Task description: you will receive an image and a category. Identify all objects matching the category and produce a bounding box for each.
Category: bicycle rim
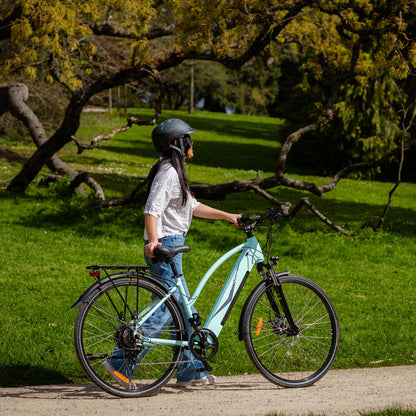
[243,275,340,387]
[74,277,186,397]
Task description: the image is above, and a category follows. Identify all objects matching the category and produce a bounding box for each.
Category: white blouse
[144,160,200,240]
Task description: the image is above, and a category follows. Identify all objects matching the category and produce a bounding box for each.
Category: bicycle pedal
[202,361,212,373]
[189,313,202,327]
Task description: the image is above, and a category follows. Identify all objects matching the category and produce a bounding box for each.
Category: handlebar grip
[237,213,252,225]
[237,206,290,228]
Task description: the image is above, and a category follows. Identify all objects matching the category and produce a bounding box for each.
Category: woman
[144,118,240,386]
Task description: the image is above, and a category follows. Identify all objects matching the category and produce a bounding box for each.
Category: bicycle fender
[238,271,290,341]
[71,273,169,308]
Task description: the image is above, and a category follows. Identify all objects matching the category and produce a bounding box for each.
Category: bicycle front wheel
[242,275,339,387]
[74,277,186,397]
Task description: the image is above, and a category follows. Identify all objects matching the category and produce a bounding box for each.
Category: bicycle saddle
[153,245,190,263]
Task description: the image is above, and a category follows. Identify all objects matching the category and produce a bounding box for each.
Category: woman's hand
[226,213,242,226]
[144,241,162,258]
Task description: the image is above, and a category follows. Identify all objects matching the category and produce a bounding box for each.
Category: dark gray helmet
[152,118,196,155]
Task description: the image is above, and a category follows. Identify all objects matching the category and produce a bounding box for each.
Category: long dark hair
[147,135,193,206]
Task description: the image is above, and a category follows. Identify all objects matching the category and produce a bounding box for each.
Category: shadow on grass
[102,139,282,173]
[154,112,285,142]
[74,111,287,173]
[0,365,73,387]
[1,177,415,241]
[188,187,416,253]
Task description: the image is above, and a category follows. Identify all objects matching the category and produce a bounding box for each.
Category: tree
[135,60,233,112]
[271,1,416,179]
[1,0,415,233]
[1,0,318,193]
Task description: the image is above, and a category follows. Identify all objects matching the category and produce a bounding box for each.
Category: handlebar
[238,205,290,234]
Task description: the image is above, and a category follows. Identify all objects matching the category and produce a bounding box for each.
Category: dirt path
[1,366,416,416]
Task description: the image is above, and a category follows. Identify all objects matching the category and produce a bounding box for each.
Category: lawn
[0,109,415,387]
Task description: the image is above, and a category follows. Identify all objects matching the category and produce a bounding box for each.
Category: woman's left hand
[144,241,162,258]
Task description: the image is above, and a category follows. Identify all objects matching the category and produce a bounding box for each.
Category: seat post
[169,261,181,278]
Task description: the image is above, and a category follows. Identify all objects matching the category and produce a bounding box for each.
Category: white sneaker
[199,374,216,385]
[176,374,216,387]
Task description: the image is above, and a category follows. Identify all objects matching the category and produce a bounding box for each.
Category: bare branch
[72,69,164,153]
[362,141,405,232]
[71,116,156,154]
[71,172,105,200]
[246,184,290,208]
[290,197,350,236]
[318,140,416,195]
[362,97,416,232]
[276,108,334,179]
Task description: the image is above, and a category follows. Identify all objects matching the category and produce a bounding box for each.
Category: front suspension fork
[257,260,299,336]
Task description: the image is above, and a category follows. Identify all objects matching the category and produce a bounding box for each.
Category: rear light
[89,270,100,277]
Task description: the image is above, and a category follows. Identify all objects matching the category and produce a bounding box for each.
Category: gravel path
[1,366,416,416]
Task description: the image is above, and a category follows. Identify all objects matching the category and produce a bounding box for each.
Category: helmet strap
[170,138,185,156]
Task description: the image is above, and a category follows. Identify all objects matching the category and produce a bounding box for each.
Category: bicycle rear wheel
[242,274,339,387]
[74,277,186,397]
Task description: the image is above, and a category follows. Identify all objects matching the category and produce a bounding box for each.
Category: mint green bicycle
[73,207,340,397]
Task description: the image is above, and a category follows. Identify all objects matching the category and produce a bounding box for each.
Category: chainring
[189,328,219,361]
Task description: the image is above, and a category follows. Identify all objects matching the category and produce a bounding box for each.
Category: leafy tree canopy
[0,0,415,200]
[266,0,416,173]
[1,0,155,89]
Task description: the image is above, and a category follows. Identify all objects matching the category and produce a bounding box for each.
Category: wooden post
[124,84,128,113]
[189,60,194,114]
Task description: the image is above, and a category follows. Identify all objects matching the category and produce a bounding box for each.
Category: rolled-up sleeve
[144,161,199,239]
[190,194,200,212]
[144,174,172,218]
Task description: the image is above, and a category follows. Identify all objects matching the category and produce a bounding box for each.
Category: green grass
[266,409,416,416]
[0,109,415,387]
[362,409,416,416]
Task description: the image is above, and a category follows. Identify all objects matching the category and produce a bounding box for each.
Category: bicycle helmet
[151,118,196,155]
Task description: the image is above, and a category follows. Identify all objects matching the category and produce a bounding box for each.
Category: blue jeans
[108,234,206,383]
[144,234,207,383]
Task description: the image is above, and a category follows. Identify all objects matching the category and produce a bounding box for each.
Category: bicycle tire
[242,274,340,387]
[74,277,186,397]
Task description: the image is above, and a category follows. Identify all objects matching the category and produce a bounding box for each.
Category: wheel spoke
[243,275,339,387]
[74,278,185,397]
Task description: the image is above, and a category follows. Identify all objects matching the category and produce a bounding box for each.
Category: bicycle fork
[257,259,300,336]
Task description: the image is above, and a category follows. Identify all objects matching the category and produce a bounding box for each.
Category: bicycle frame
[136,235,264,348]
[74,206,340,397]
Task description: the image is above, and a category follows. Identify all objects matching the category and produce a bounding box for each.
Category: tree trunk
[189,60,194,114]
[5,89,80,190]
[2,84,104,198]
[5,64,161,192]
